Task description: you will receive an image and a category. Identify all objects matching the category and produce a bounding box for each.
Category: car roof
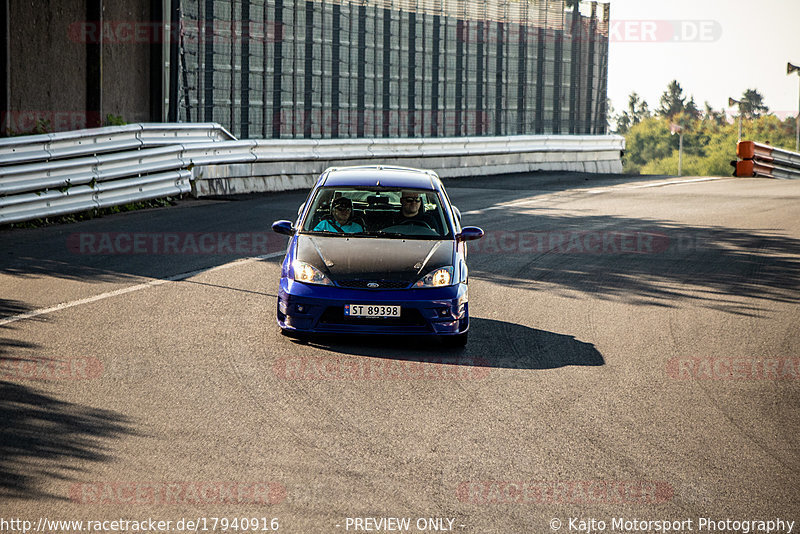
[320,166,439,190]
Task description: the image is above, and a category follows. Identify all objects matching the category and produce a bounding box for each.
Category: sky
[606,0,800,120]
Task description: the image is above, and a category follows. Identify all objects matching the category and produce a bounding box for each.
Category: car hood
[296,235,454,283]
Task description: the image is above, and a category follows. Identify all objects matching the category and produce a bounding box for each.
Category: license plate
[345,304,401,317]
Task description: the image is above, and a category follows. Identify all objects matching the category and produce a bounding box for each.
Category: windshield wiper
[301,230,381,237]
[356,230,389,237]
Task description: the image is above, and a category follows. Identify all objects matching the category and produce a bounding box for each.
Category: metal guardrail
[1,123,624,225]
[0,123,235,165]
[0,145,187,196]
[0,171,191,224]
[182,135,625,164]
[0,123,233,225]
[733,141,800,179]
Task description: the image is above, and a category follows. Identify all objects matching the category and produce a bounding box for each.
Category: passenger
[313,197,364,233]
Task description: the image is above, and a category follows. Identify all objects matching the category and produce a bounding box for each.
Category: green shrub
[104,114,126,126]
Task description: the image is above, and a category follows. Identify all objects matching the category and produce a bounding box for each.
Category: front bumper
[277,278,469,336]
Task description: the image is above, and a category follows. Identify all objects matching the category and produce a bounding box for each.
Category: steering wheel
[397,219,433,230]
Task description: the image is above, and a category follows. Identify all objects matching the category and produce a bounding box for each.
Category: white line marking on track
[624,177,722,189]
[0,251,285,327]
[586,177,724,194]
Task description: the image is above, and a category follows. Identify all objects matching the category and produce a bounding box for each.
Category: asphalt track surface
[1,172,798,533]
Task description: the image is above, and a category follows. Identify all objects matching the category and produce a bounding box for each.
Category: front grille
[336,279,411,289]
[319,307,427,327]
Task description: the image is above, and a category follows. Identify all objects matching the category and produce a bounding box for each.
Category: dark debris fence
[174,0,609,139]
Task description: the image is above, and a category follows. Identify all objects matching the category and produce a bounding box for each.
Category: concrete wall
[190,135,626,197]
[7,0,87,133]
[4,0,157,135]
[102,0,156,124]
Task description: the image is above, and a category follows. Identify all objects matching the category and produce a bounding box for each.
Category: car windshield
[300,186,452,239]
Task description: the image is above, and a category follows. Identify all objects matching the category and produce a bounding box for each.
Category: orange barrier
[734,160,753,177]
[733,141,800,179]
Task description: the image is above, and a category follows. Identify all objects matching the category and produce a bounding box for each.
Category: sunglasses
[401,197,422,203]
[333,205,351,211]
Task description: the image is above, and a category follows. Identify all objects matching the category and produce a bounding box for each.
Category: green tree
[685,97,701,121]
[703,102,727,126]
[739,89,769,119]
[622,117,672,173]
[657,80,688,119]
[615,92,651,134]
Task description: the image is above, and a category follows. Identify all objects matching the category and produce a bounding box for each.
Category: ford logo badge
[367,282,380,288]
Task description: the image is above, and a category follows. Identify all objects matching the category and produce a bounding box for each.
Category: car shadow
[294,317,604,370]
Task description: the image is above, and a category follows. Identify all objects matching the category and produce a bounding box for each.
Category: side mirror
[458,226,484,242]
[272,220,295,236]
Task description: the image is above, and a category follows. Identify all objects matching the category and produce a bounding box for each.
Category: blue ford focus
[271,165,484,346]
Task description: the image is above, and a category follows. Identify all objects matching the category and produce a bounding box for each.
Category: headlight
[291,260,333,286]
[414,266,454,288]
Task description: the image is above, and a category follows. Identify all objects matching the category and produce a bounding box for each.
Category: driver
[313,197,364,233]
[391,190,437,228]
